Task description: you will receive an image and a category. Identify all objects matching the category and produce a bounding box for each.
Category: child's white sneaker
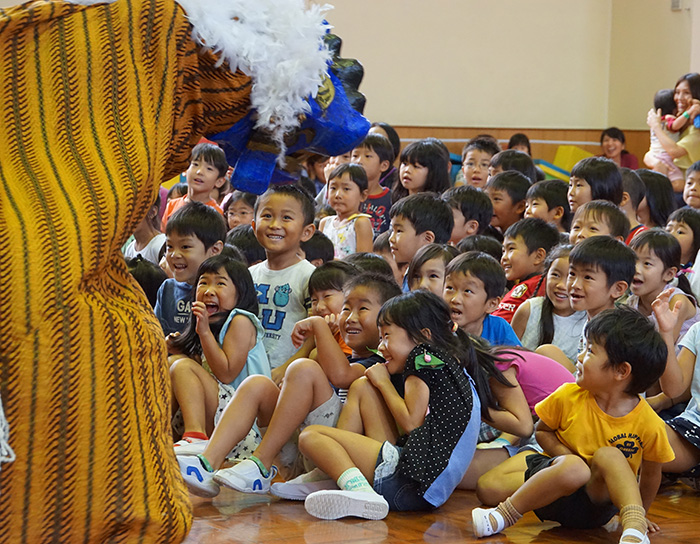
[214,459,278,494]
[177,456,220,498]
[270,472,338,500]
[304,489,389,520]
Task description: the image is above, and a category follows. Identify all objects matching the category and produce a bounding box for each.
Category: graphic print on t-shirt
[256,282,291,336]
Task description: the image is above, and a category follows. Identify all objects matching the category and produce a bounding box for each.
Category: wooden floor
[184,482,700,543]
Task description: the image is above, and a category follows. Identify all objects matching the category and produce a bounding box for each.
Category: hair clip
[452,321,459,333]
[677,268,694,277]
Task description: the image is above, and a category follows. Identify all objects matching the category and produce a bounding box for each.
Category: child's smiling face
[338,285,383,357]
[165,232,219,285]
[196,267,238,317]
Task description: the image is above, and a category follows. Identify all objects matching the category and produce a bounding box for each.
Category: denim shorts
[372,442,434,512]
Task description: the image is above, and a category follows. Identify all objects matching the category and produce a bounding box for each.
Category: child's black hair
[570,157,623,205]
[372,231,391,253]
[220,243,246,263]
[377,290,518,419]
[569,236,636,288]
[442,185,493,235]
[343,272,401,306]
[572,200,631,241]
[504,217,561,255]
[461,136,502,164]
[301,230,334,265]
[343,252,395,278]
[406,243,460,288]
[490,150,538,184]
[486,170,530,205]
[619,168,645,210]
[668,207,700,264]
[308,261,358,295]
[526,179,571,231]
[255,183,315,226]
[191,142,229,178]
[224,190,257,214]
[445,251,506,299]
[537,244,573,346]
[389,193,455,244]
[456,235,503,262]
[167,182,188,201]
[636,169,677,228]
[629,229,694,300]
[328,162,368,192]
[393,139,451,202]
[170,255,258,358]
[356,133,395,167]
[126,255,167,307]
[165,201,227,250]
[688,160,700,177]
[507,133,531,155]
[654,89,676,117]
[585,305,667,395]
[370,122,401,162]
[225,224,266,266]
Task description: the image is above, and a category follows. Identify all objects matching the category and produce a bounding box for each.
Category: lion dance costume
[0,0,368,541]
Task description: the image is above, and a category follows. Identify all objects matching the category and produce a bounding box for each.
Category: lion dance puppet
[0,0,369,541]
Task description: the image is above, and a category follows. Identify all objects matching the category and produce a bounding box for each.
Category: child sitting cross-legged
[493,218,561,323]
[472,306,675,544]
[176,273,402,498]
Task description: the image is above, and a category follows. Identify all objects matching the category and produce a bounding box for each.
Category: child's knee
[237,374,277,397]
[552,455,591,490]
[591,446,628,468]
[169,357,197,378]
[285,358,322,381]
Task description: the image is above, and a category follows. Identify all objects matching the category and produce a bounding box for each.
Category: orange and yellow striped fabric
[0,0,251,541]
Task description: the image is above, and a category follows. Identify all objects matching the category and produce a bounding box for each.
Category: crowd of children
[122,109,700,543]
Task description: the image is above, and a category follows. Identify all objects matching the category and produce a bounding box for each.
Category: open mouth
[204,302,220,315]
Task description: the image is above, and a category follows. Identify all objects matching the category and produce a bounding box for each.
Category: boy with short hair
[372,231,403,285]
[473,306,674,544]
[486,171,530,233]
[524,179,571,233]
[176,273,402,498]
[161,142,228,228]
[249,185,316,371]
[683,160,700,210]
[569,200,631,246]
[444,251,521,346]
[155,201,226,336]
[301,230,335,267]
[442,185,494,245]
[459,136,502,189]
[619,168,649,244]
[488,149,538,184]
[568,156,623,213]
[352,134,394,237]
[493,218,561,323]
[389,193,454,290]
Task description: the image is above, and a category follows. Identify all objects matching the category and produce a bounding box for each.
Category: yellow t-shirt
[535,383,675,475]
[675,125,700,170]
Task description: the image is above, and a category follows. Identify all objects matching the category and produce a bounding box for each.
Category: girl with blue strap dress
[169,255,270,457]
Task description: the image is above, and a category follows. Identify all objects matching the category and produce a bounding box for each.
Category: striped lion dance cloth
[0,0,340,541]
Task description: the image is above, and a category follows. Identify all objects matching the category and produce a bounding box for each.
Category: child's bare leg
[475,450,532,505]
[459,448,510,491]
[336,376,399,443]
[253,358,335,468]
[508,455,590,514]
[201,375,279,469]
[298,425,383,482]
[170,358,220,435]
[663,425,700,473]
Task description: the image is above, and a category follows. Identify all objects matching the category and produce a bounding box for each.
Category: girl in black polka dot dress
[297,290,514,520]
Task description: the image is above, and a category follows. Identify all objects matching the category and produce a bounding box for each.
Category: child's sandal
[619,527,649,544]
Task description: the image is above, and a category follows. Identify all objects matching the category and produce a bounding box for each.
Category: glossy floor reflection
[183,482,700,543]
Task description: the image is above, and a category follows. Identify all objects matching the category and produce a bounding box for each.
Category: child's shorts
[524,453,618,529]
[372,442,434,512]
[666,415,700,477]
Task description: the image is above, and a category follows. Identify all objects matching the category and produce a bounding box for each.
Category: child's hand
[291,316,322,348]
[647,108,663,129]
[365,362,390,386]
[646,517,660,533]
[191,301,210,336]
[651,288,681,335]
[324,313,339,335]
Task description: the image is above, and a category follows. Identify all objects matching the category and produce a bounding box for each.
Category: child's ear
[533,247,547,266]
[552,206,564,222]
[465,220,479,237]
[301,223,316,242]
[485,296,501,314]
[421,327,432,340]
[251,219,256,230]
[614,235,625,243]
[215,176,227,189]
[515,200,527,215]
[620,191,631,209]
[421,230,436,244]
[614,361,633,382]
[380,159,391,174]
[663,266,677,283]
[360,189,369,202]
[208,240,224,256]
[610,280,628,300]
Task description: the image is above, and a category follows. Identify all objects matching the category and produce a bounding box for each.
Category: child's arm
[669,114,689,133]
[535,418,574,457]
[510,299,531,339]
[651,289,697,398]
[318,216,329,233]
[354,216,374,254]
[365,363,429,432]
[291,316,364,387]
[195,303,256,384]
[483,367,534,438]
